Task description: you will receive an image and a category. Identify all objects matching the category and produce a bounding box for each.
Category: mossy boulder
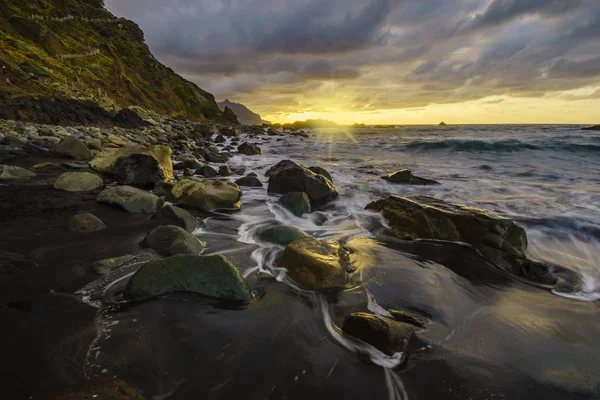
[90,145,174,181]
[90,254,138,274]
[141,225,205,256]
[68,213,106,233]
[381,169,439,185]
[267,160,338,207]
[153,204,196,232]
[54,172,104,192]
[0,165,36,180]
[279,236,349,289]
[124,254,253,301]
[52,137,93,160]
[97,186,163,213]
[279,192,311,216]
[258,226,308,246]
[168,178,242,211]
[342,312,417,356]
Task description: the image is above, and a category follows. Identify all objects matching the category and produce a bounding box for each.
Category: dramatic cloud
[104,0,600,122]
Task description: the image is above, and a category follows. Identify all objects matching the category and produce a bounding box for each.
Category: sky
[104,0,600,124]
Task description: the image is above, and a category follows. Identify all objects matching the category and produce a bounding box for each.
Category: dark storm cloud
[104,0,600,112]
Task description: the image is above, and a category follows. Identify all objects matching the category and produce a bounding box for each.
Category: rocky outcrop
[0,165,36,180]
[113,154,165,188]
[439,121,447,126]
[279,192,311,216]
[266,160,338,207]
[53,172,104,192]
[153,205,196,232]
[365,195,552,281]
[218,99,265,125]
[51,137,93,160]
[168,178,242,211]
[238,142,262,155]
[581,125,600,131]
[89,145,174,181]
[125,254,253,301]
[141,225,205,256]
[342,312,417,356]
[97,186,163,213]
[68,213,106,233]
[279,236,350,289]
[381,169,439,185]
[258,226,308,246]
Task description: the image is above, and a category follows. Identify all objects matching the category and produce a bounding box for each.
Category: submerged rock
[52,137,93,160]
[153,204,196,232]
[238,142,262,155]
[68,213,107,233]
[279,191,311,216]
[258,225,308,246]
[342,312,417,356]
[113,153,165,188]
[381,169,439,185]
[168,178,242,211]
[97,186,163,213]
[0,165,36,180]
[366,195,549,280]
[90,145,174,181]
[279,236,349,289]
[267,160,338,207]
[125,254,253,301]
[141,225,205,256]
[90,254,138,274]
[235,175,263,187]
[54,172,104,192]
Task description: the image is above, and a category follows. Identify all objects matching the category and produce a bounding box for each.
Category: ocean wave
[399,139,600,153]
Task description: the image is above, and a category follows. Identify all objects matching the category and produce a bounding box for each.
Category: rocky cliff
[218,99,265,125]
[0,0,224,122]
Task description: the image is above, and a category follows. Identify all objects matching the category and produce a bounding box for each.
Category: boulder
[214,134,227,143]
[309,166,333,182]
[168,178,242,211]
[54,172,104,192]
[197,165,218,178]
[97,186,163,213]
[238,142,262,155]
[279,192,311,216]
[141,225,205,256]
[203,150,229,163]
[52,137,93,160]
[218,165,232,176]
[90,254,138,274]
[89,145,174,181]
[113,154,165,188]
[342,312,416,356]
[258,226,308,246]
[235,175,263,187]
[389,310,428,329]
[153,204,196,232]
[180,156,204,170]
[279,236,350,289]
[153,181,174,197]
[0,165,36,180]
[365,195,544,279]
[381,169,439,185]
[266,160,338,207]
[68,213,107,233]
[125,254,253,301]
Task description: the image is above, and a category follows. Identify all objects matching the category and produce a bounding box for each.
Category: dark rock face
[113,154,165,189]
[218,99,264,125]
[279,192,311,217]
[238,142,262,155]
[581,125,600,131]
[222,106,241,125]
[309,166,334,182]
[365,195,552,282]
[381,169,439,185]
[114,108,148,129]
[266,160,338,207]
[235,175,264,187]
[342,312,416,356]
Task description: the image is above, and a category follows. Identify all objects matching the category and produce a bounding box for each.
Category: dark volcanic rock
[381,169,439,185]
[342,312,417,356]
[141,225,205,256]
[153,204,196,232]
[113,154,165,188]
[218,165,232,176]
[238,142,262,155]
[309,166,334,182]
[235,175,264,187]
[114,108,148,129]
[266,160,338,207]
[197,165,218,178]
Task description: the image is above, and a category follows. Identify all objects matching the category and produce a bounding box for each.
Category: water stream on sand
[79,125,600,399]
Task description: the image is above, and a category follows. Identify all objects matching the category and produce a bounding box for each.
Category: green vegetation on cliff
[0,0,223,121]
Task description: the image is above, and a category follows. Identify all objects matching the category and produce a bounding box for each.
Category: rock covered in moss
[0,165,36,180]
[90,254,138,274]
[168,178,242,211]
[124,254,253,301]
[279,191,311,216]
[153,204,196,232]
[258,225,308,246]
[97,185,163,213]
[54,172,104,192]
[141,225,205,256]
[68,213,106,233]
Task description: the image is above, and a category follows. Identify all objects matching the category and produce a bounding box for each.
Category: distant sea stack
[439,121,447,126]
[581,125,600,131]
[218,99,265,125]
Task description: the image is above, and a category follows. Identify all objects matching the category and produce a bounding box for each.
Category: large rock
[238,142,262,155]
[141,225,205,256]
[168,178,242,211]
[279,236,350,289]
[381,169,439,185]
[90,145,174,181]
[279,192,311,216]
[125,254,253,301]
[342,312,417,356]
[0,165,36,180]
[68,213,107,233]
[197,165,218,178]
[258,225,308,246]
[113,154,165,188]
[365,195,544,278]
[90,254,138,274]
[97,186,163,213]
[52,137,93,160]
[309,166,333,182]
[153,204,196,232]
[235,175,264,187]
[54,172,104,192]
[266,160,338,207]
